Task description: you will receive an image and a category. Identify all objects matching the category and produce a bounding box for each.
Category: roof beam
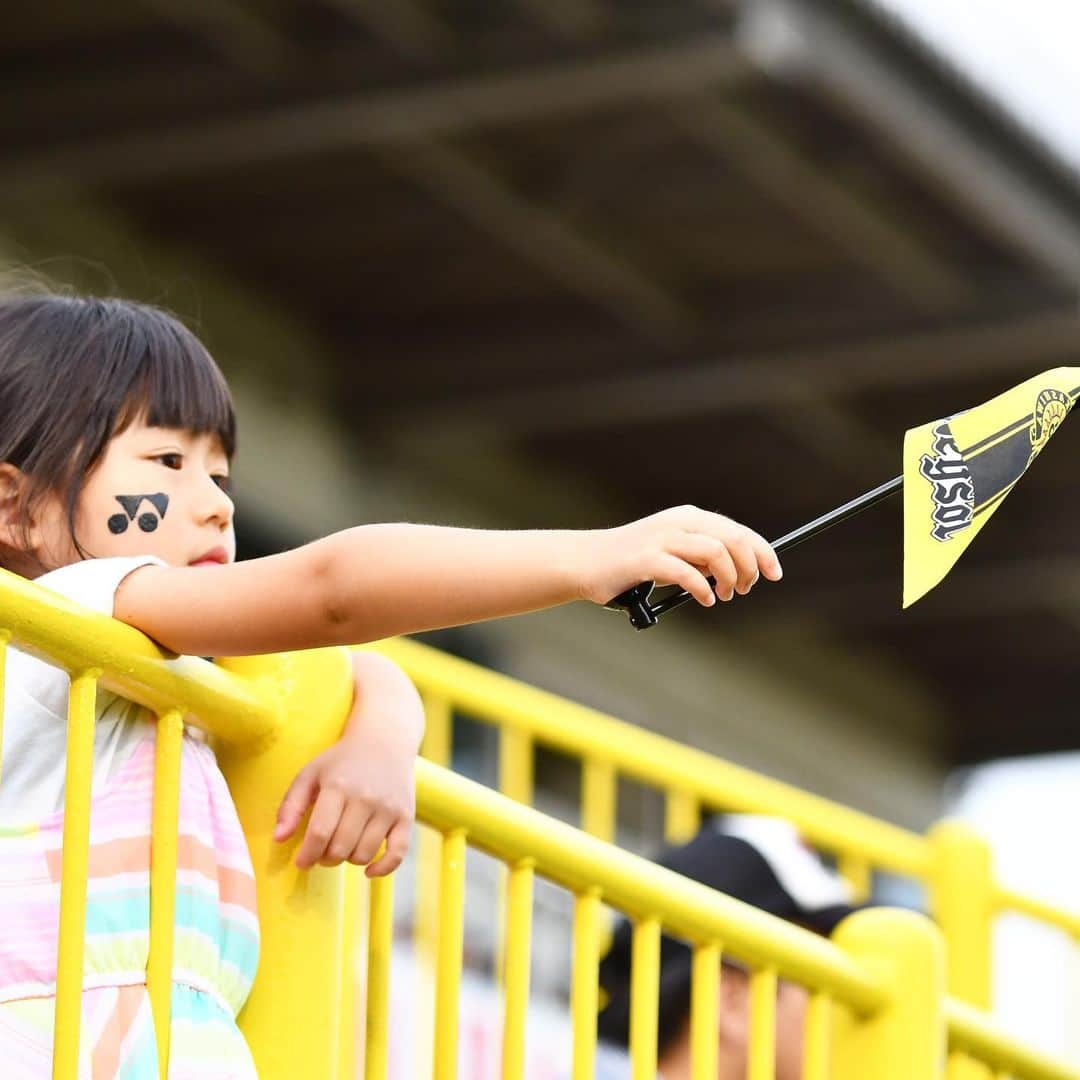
[671,96,972,311]
[770,0,1080,289]
[379,308,1080,443]
[0,36,751,193]
[377,139,694,344]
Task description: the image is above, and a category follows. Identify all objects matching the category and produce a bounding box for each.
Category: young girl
[0,292,781,1077]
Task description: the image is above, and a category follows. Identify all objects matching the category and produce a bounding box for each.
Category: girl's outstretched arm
[114,506,781,656]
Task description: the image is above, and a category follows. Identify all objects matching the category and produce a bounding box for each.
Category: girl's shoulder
[34,555,166,618]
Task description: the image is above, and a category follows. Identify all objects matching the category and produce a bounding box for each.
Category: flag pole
[607,475,903,629]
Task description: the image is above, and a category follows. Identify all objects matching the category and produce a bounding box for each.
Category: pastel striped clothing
[0,732,260,1077]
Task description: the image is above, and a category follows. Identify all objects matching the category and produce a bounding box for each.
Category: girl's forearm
[321,524,586,643]
[342,652,425,747]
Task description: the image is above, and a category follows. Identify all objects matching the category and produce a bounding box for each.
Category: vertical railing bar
[689,942,720,1080]
[571,888,602,1080]
[0,629,9,786]
[501,858,535,1080]
[802,991,831,1080]
[838,854,872,904]
[629,918,661,1080]
[664,789,701,845]
[581,758,616,842]
[365,873,395,1080]
[53,668,100,1080]
[748,966,777,1080]
[339,865,359,1080]
[497,730,534,985]
[147,706,184,1079]
[433,828,467,1080]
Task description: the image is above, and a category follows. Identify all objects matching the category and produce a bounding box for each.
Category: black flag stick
[606,475,903,630]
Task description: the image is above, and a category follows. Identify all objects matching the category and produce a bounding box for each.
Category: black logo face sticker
[1029,387,1072,460]
[107,493,169,535]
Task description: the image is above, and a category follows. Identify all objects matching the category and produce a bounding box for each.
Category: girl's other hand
[273,652,423,875]
[577,505,782,608]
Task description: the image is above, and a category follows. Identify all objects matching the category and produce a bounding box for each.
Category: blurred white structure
[949,754,1080,1063]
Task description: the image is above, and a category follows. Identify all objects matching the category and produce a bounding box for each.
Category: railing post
[831,908,945,1080]
[214,648,356,1080]
[928,820,994,1008]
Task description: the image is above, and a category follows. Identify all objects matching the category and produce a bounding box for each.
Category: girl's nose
[198,475,235,530]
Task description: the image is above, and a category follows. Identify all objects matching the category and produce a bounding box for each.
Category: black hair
[0,291,236,562]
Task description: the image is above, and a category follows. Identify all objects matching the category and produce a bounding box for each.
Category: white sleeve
[33,555,167,618]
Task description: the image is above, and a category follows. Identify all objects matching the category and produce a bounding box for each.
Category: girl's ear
[0,463,40,568]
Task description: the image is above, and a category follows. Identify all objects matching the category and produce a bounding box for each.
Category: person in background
[595,817,859,1080]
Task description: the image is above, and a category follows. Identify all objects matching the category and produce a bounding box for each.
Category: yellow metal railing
[371,758,1080,1080]
[0,567,356,1079]
[370,636,1080,1015]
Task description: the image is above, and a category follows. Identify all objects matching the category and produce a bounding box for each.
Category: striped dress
[0,731,260,1078]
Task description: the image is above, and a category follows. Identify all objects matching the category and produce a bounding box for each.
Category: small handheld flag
[607,366,1080,630]
[903,366,1079,607]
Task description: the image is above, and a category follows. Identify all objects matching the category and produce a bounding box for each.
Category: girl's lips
[190,547,228,566]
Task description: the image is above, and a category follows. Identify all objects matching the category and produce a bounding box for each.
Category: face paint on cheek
[107,493,169,536]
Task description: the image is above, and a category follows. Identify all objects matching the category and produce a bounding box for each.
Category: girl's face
[32,419,235,573]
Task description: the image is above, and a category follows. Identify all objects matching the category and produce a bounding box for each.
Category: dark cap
[597,816,858,1054]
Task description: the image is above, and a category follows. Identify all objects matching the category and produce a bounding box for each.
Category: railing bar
[748,967,777,1080]
[0,629,9,785]
[802,992,831,1080]
[365,873,395,1080]
[629,918,661,1080]
[422,693,453,767]
[571,889,602,1080]
[664,789,700,845]
[147,707,184,1079]
[690,942,720,1080]
[581,759,616,843]
[501,859,535,1080]
[496,731,534,984]
[416,695,452,978]
[838,854,872,904]
[433,828,467,1080]
[339,865,359,1080]
[53,669,100,1080]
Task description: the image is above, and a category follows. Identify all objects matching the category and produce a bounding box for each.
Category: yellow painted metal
[501,858,535,1080]
[629,918,661,1080]
[499,727,534,805]
[995,886,1080,939]
[339,866,360,1080]
[365,873,395,1080]
[838,854,873,904]
[749,967,777,1080]
[571,889,602,1080]
[831,908,946,1080]
[581,758,617,842]
[53,669,100,1080]
[802,992,831,1080]
[0,628,9,784]
[214,649,355,1080]
[689,943,719,1080]
[0,567,280,745]
[416,694,452,970]
[148,707,184,1078]
[434,828,467,1080]
[368,637,931,877]
[416,760,887,1012]
[929,821,994,1009]
[665,788,701,844]
[946,999,1080,1080]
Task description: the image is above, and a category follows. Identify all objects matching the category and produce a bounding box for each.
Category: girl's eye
[156,453,183,470]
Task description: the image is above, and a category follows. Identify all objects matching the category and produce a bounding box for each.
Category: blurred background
[5,0,1080,1063]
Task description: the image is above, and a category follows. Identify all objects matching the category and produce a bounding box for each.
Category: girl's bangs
[114,319,237,458]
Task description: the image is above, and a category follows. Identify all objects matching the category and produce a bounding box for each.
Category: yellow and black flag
[904,367,1080,607]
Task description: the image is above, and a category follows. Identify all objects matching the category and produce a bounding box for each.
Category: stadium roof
[4,0,1080,764]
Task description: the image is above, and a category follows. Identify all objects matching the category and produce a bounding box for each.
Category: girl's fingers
[274,764,318,842]
[724,533,758,595]
[345,810,396,869]
[365,818,413,878]
[318,800,376,867]
[707,543,738,600]
[295,788,346,869]
[649,553,715,607]
[746,526,783,581]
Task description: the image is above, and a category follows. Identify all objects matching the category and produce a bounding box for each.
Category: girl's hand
[577,505,782,608]
[273,653,423,875]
